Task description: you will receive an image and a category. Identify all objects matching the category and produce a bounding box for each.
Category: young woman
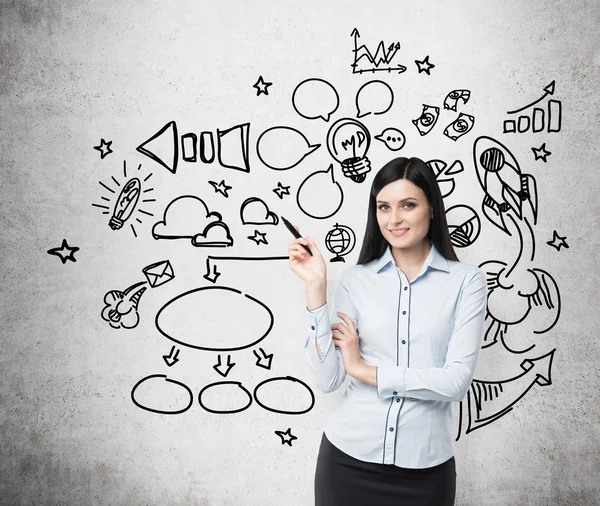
[288,157,488,506]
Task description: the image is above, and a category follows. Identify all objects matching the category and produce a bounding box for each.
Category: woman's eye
[377,205,389,211]
[404,203,415,208]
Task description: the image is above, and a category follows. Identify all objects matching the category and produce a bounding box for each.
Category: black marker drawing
[374,127,405,151]
[136,120,179,174]
[131,374,193,415]
[414,55,435,75]
[547,230,569,251]
[217,122,250,173]
[203,258,222,284]
[156,286,274,351]
[275,428,298,447]
[214,354,236,377]
[412,105,440,136]
[198,381,253,414]
[426,159,464,198]
[531,143,551,162]
[445,205,481,248]
[443,90,471,111]
[503,81,562,134]
[297,164,344,219]
[92,161,155,238]
[355,80,394,118]
[326,118,372,183]
[181,133,198,162]
[257,126,320,170]
[47,239,79,264]
[273,182,291,199]
[163,346,180,367]
[253,376,315,415]
[93,138,113,159]
[456,348,556,440]
[325,224,356,263]
[152,195,234,247]
[443,113,475,141]
[209,179,232,198]
[101,281,147,330]
[247,230,268,245]
[473,136,538,235]
[142,260,174,288]
[254,347,273,370]
[292,78,340,122]
[200,131,215,164]
[350,28,406,75]
[240,197,279,225]
[253,75,273,96]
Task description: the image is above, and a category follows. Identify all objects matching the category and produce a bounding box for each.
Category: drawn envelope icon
[142,260,175,288]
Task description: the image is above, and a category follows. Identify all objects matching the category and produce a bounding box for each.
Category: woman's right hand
[287,228,327,284]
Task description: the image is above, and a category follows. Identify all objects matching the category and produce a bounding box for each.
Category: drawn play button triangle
[136,120,179,174]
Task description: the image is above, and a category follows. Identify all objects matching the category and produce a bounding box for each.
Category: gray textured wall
[1,0,599,504]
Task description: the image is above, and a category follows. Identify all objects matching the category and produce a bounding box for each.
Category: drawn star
[248,230,268,245]
[547,230,569,251]
[272,182,291,199]
[47,239,80,264]
[209,179,232,198]
[414,55,435,75]
[532,143,551,162]
[253,75,273,96]
[275,428,298,447]
[93,138,113,159]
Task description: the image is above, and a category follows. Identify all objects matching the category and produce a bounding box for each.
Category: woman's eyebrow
[376,197,419,204]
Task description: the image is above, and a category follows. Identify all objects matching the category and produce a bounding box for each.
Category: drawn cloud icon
[240,197,279,225]
[153,195,234,247]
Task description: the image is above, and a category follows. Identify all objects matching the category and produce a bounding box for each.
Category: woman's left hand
[331,312,364,377]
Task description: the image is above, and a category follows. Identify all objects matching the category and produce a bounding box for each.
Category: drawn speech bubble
[257,126,320,170]
[375,127,406,151]
[155,287,273,351]
[355,80,394,118]
[296,164,344,220]
[292,78,340,122]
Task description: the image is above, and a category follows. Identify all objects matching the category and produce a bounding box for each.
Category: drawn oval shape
[198,382,253,414]
[155,286,274,351]
[253,376,315,415]
[131,374,193,415]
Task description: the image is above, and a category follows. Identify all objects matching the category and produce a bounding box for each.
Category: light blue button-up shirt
[303,240,487,468]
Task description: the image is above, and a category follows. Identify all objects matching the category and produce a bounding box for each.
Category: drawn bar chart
[503,81,562,134]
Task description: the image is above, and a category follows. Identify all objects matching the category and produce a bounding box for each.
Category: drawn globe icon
[325,223,356,263]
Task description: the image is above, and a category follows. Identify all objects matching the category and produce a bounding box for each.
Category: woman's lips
[389,228,409,236]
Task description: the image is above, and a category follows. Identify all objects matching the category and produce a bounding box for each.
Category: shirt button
[389,427,394,432]
[393,391,397,395]
[396,398,401,403]
[404,286,408,291]
[401,340,406,344]
[311,326,315,330]
[402,311,406,315]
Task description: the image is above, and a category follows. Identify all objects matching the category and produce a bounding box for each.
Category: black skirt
[314,432,456,506]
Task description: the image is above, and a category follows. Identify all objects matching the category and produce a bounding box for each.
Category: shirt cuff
[303,302,332,358]
[376,365,406,399]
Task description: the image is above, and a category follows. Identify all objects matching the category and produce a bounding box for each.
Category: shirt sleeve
[376,269,487,402]
[302,272,357,393]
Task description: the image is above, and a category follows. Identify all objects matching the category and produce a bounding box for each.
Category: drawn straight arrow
[163,345,180,367]
[253,347,274,370]
[213,354,236,377]
[203,258,221,284]
[506,80,556,115]
[456,348,556,440]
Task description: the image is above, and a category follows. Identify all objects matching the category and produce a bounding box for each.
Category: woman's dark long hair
[357,157,459,265]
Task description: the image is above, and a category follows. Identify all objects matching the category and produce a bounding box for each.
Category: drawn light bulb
[109,178,141,230]
[326,118,372,183]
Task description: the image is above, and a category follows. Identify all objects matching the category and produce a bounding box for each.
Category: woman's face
[375,179,432,250]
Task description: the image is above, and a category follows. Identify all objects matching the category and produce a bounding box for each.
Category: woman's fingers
[336,312,356,332]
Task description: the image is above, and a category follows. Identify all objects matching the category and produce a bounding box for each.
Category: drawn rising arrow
[163,345,180,367]
[253,347,274,370]
[203,258,221,284]
[456,348,556,440]
[507,80,556,115]
[213,354,236,377]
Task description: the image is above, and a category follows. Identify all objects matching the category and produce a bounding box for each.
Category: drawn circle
[446,205,481,248]
[454,119,469,132]
[253,376,315,414]
[198,382,253,414]
[131,374,194,415]
[479,147,505,172]
[421,113,435,126]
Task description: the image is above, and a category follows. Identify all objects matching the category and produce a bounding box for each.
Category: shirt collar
[369,241,449,275]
